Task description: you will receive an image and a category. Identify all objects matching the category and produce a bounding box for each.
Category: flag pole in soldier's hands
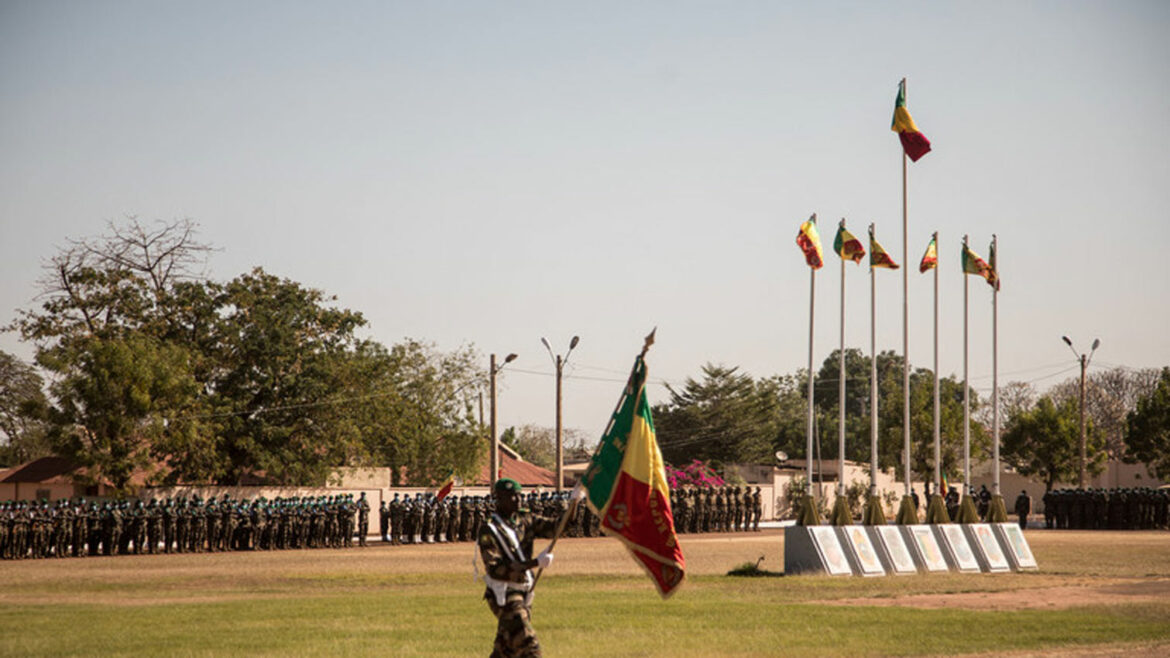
[533,328,655,592]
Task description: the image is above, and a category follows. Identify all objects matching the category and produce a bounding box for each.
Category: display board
[903,525,949,572]
[964,524,1011,573]
[870,525,918,575]
[935,524,981,573]
[837,526,886,576]
[784,525,854,576]
[809,526,854,575]
[993,522,1038,570]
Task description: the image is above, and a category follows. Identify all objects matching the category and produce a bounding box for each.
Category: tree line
[3,219,1167,494]
[1,219,485,490]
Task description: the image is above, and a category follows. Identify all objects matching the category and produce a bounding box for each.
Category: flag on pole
[941,471,950,493]
[834,223,866,264]
[919,234,938,273]
[796,214,824,269]
[581,348,685,598]
[869,227,899,269]
[962,242,996,287]
[987,238,1001,291]
[891,79,932,162]
[436,471,456,502]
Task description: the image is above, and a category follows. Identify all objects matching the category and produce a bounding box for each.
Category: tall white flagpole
[838,219,847,499]
[962,235,970,493]
[933,231,941,496]
[992,234,1000,497]
[869,224,878,496]
[807,240,817,502]
[902,119,911,499]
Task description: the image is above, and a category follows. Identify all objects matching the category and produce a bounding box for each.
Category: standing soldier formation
[670,485,764,535]
[1039,487,1169,531]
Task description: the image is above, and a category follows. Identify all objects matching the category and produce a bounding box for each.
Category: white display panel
[809,526,854,576]
[874,525,918,575]
[937,524,981,573]
[839,526,886,576]
[906,525,949,572]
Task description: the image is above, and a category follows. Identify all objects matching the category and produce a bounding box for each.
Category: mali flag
[796,214,824,269]
[834,223,866,264]
[987,239,1001,291]
[436,471,455,502]
[891,79,932,162]
[962,242,996,288]
[869,226,899,269]
[581,351,685,598]
[919,234,939,273]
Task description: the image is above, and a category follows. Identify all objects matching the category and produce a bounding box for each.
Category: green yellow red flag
[891,79,932,162]
[436,470,456,501]
[988,238,1001,291]
[919,234,938,273]
[962,240,996,288]
[869,226,899,269]
[796,214,824,269]
[834,222,866,264]
[581,345,685,598]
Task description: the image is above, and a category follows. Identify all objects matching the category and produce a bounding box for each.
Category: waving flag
[962,242,995,287]
[581,341,685,598]
[869,227,899,269]
[891,79,932,162]
[919,234,939,273]
[834,223,866,264]
[436,471,456,501]
[988,238,1001,291]
[796,214,824,269]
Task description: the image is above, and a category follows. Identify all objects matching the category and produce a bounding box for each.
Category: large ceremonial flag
[891,79,932,162]
[796,214,824,269]
[962,242,995,286]
[919,234,938,272]
[435,471,456,501]
[834,223,866,264]
[581,344,685,598]
[869,227,899,269]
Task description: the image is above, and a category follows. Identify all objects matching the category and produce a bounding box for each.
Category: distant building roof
[472,446,556,487]
[0,456,79,484]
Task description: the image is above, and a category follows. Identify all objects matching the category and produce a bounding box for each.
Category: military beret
[494,478,522,494]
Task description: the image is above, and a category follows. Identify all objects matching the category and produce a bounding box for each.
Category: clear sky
[2,1,1168,442]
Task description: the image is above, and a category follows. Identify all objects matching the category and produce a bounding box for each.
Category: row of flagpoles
[793,78,1008,525]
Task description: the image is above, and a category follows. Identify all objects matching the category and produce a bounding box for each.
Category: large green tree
[1002,396,1104,491]
[0,350,52,465]
[655,364,781,468]
[1124,367,1170,480]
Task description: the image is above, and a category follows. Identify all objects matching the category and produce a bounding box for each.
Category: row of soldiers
[378,491,603,544]
[1041,487,1170,530]
[1,493,373,560]
[671,485,764,534]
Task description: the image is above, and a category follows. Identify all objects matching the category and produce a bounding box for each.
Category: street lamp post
[1061,336,1099,488]
[541,336,579,492]
[489,352,518,484]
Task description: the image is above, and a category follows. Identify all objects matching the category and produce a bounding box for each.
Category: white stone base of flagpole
[867,525,918,575]
[784,526,853,576]
[835,526,886,577]
[932,524,982,573]
[962,523,1011,573]
[993,522,1039,571]
[899,525,950,573]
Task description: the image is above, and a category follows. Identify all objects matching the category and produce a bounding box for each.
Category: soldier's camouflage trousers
[486,589,541,658]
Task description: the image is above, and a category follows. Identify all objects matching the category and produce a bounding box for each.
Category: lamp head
[504,353,518,364]
[1062,336,1073,347]
[1091,339,1100,351]
[569,335,580,350]
[541,337,551,351]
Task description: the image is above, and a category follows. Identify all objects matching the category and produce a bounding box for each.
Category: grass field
[2,530,1169,657]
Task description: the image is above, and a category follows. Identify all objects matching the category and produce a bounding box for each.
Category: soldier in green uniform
[357,493,370,547]
[478,478,559,658]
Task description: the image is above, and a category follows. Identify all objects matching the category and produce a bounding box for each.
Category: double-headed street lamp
[1061,335,1099,488]
[541,336,580,492]
[489,352,518,483]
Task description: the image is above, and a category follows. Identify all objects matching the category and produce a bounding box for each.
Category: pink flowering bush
[665,459,726,489]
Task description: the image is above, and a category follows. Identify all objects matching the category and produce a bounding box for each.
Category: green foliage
[1002,396,1105,490]
[654,364,784,465]
[502,424,556,470]
[1124,367,1170,480]
[0,350,52,465]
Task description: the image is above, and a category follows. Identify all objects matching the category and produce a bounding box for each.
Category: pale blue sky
[2,1,1168,440]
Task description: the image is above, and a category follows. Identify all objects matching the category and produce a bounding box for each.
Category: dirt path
[822,577,1170,610]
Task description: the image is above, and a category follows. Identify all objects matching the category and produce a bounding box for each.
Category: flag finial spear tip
[642,328,656,357]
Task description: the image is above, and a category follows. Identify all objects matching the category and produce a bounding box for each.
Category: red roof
[0,456,79,484]
[473,449,556,487]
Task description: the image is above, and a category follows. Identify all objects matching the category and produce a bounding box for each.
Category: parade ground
[1,529,1168,657]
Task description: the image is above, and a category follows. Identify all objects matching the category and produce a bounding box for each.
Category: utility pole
[542,336,579,492]
[489,352,517,484]
[1062,336,1099,488]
